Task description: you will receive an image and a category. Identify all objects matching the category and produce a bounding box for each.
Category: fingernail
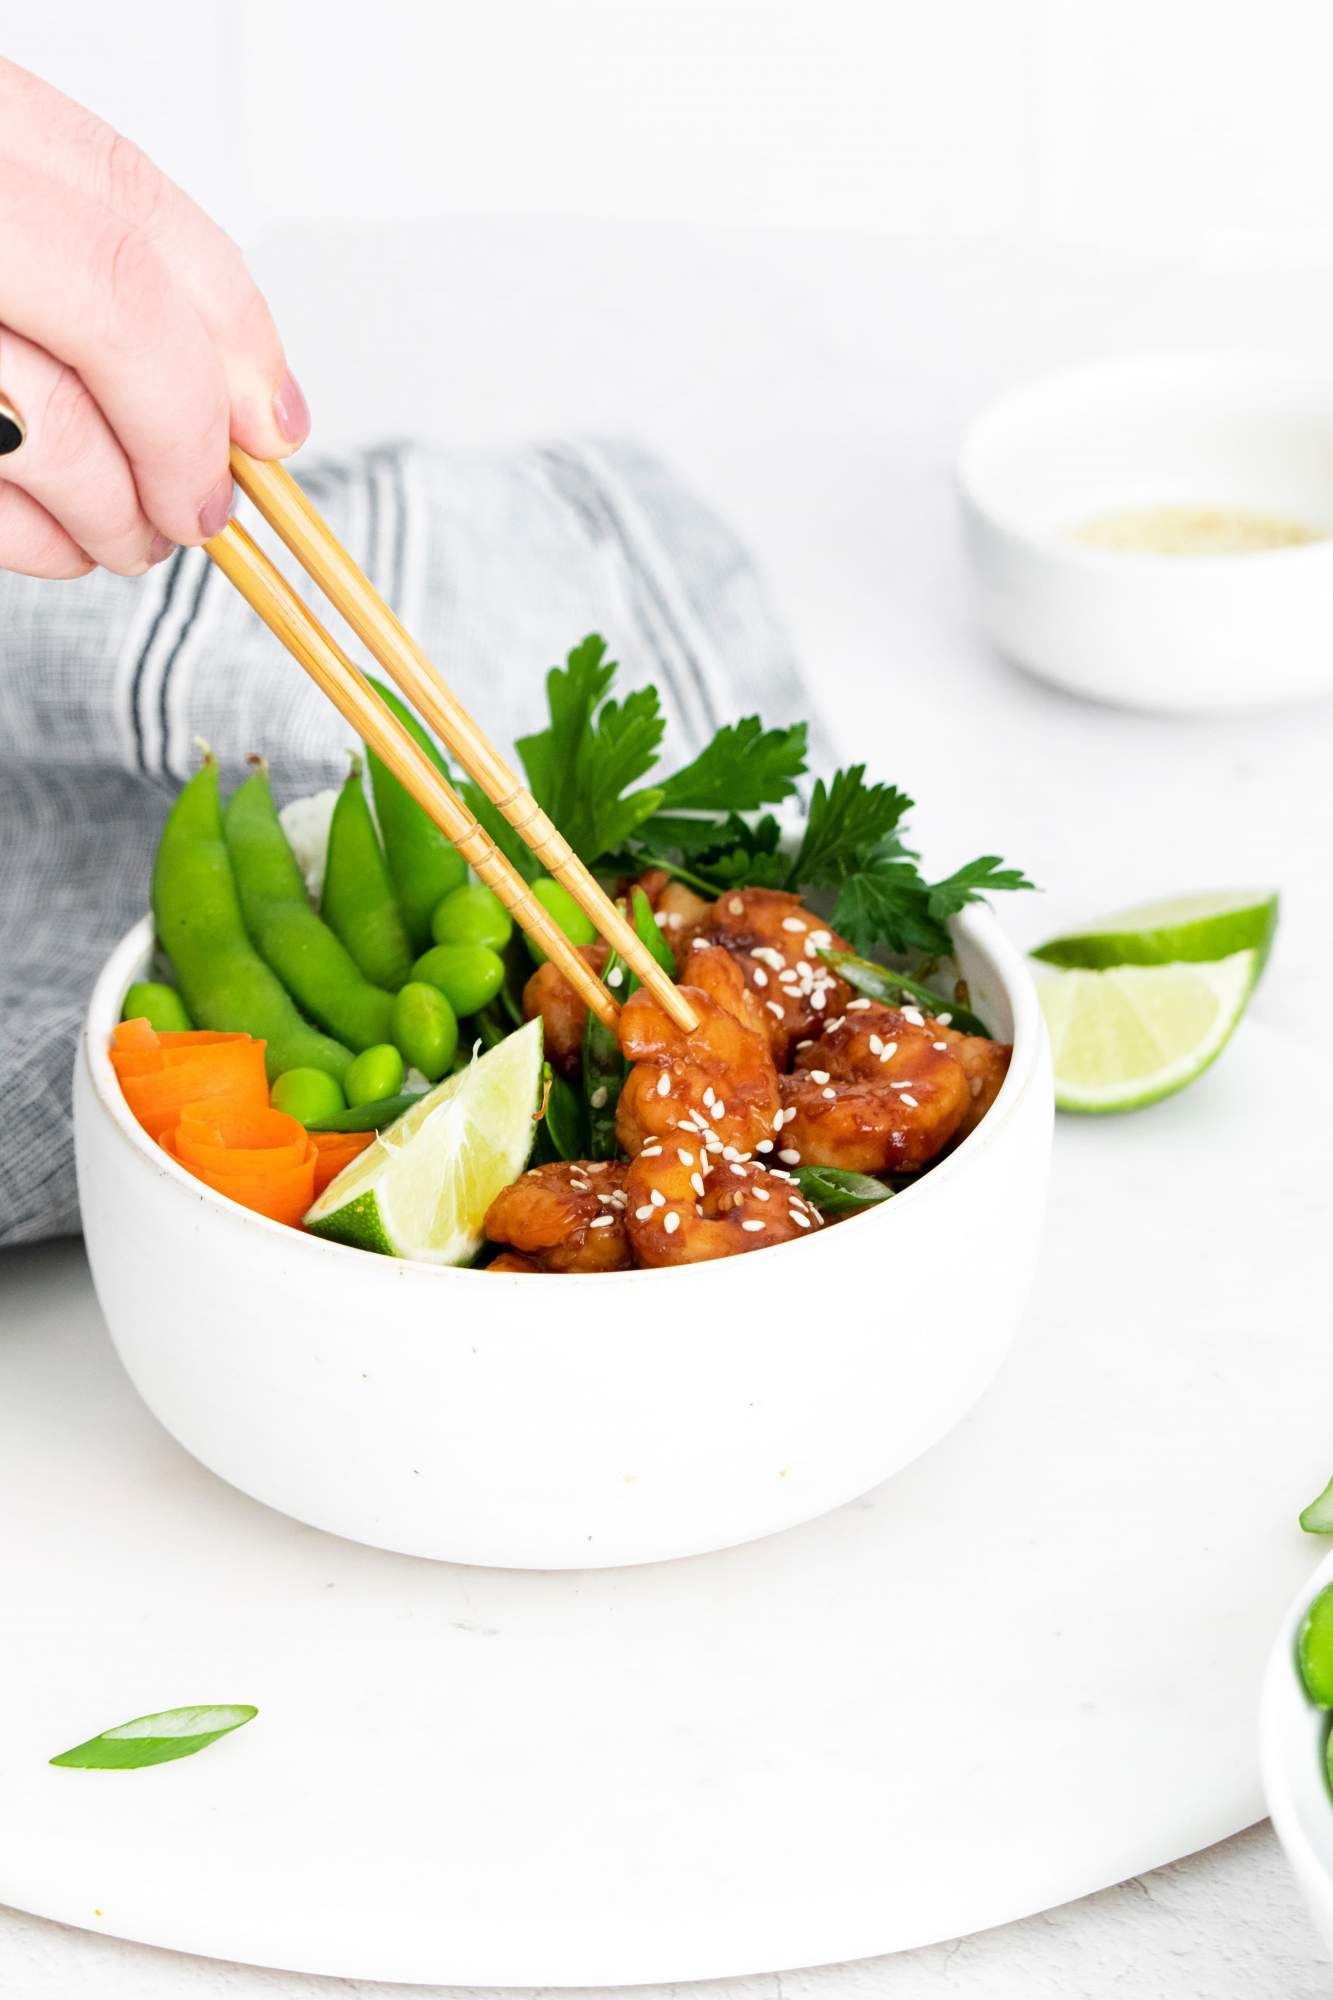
[198,476,234,541]
[148,532,174,565]
[272,370,310,446]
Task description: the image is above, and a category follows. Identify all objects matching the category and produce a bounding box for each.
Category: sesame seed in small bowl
[958,354,1333,714]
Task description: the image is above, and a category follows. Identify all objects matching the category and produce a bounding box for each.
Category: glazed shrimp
[522,943,609,1079]
[779,998,972,1174]
[615,948,818,1267]
[483,1160,632,1272]
[675,888,853,1062]
[932,1022,1012,1141]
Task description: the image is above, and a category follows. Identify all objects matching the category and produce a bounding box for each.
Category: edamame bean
[527,876,599,964]
[344,1042,405,1108]
[121,981,193,1033]
[391,981,458,1082]
[363,675,466,947]
[321,756,413,990]
[430,882,513,952]
[271,1067,346,1125]
[410,943,505,1017]
[225,765,395,1052]
[151,757,352,1082]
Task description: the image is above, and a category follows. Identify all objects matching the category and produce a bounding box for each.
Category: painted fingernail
[272,370,310,446]
[148,533,174,565]
[198,476,234,541]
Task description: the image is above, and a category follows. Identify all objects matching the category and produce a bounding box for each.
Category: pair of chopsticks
[204,447,698,1036]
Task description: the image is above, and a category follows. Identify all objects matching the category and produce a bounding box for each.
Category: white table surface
[5,216,1333,1993]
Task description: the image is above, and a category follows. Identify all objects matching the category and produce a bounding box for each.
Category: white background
[4,5,1333,1995]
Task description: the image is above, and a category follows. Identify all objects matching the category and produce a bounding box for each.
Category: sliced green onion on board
[50,1704,258,1770]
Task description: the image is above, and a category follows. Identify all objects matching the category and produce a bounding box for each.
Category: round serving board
[0,1014,1328,1987]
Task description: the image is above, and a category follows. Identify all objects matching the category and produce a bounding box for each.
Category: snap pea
[363,674,466,948]
[410,942,506,1018]
[535,1067,588,1163]
[152,758,352,1081]
[307,1091,423,1133]
[321,755,413,991]
[344,1042,406,1108]
[271,1067,346,1125]
[431,882,513,952]
[121,981,193,1033]
[817,948,992,1039]
[224,765,395,1052]
[391,980,458,1081]
[581,950,626,1158]
[629,885,676,986]
[793,1167,893,1216]
[526,876,599,964]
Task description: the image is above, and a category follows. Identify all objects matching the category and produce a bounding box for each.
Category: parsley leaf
[927,856,1036,922]
[657,717,808,812]
[786,767,914,892]
[832,863,947,958]
[515,635,665,863]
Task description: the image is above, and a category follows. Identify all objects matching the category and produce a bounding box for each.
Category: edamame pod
[121,981,193,1032]
[363,675,466,947]
[151,758,352,1082]
[321,756,413,990]
[410,942,506,1018]
[391,981,459,1081]
[225,765,395,1052]
[526,876,599,965]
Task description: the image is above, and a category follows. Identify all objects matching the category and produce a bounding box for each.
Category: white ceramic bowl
[1261,1546,1333,1950]
[74,908,1052,1569]
[958,354,1333,714]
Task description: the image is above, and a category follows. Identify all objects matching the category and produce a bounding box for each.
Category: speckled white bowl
[73,906,1052,1569]
[1261,1546,1333,1950]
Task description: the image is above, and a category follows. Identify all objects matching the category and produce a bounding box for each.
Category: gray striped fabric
[0,438,829,1247]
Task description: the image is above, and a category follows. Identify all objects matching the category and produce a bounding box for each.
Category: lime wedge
[1033,889,1278,973]
[1039,951,1256,1113]
[304,1018,543,1262]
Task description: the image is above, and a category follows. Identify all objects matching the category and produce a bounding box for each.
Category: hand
[0,59,308,579]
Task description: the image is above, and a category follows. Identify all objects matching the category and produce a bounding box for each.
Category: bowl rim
[957,349,1333,574]
[82,901,1047,1290]
[1260,1542,1333,1901]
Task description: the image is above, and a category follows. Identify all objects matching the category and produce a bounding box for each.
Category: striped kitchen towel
[0,436,832,1247]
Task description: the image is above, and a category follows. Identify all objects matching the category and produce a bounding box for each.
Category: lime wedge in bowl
[305,1018,543,1263]
[1039,951,1257,1113]
[1033,889,1278,973]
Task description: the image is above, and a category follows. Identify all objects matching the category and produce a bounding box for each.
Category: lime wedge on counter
[1033,889,1278,974]
[1039,952,1256,1113]
[304,1018,543,1262]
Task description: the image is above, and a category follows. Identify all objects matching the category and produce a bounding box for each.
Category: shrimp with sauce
[483,1159,632,1272]
[616,946,820,1267]
[780,997,973,1174]
[674,888,854,1062]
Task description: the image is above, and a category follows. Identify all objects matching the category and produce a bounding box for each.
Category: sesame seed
[900,1093,919,1108]
[597,1192,617,1204]
[782,917,807,933]
[728,896,745,915]
[741,1219,766,1232]
[825,1017,845,1033]
[654,910,669,929]
[607,967,625,990]
[901,1005,925,1026]
[847,997,870,1010]
[809,929,832,947]
[730,1162,747,1176]
[691,1172,706,1197]
[635,1205,654,1221]
[569,1179,589,1192]
[765,1000,785,1018]
[663,1211,681,1235]
[706,1136,724,1153]
[677,1149,694,1166]
[640,1145,663,1158]
[868,1034,883,1055]
[795,1039,813,1051]
[753,946,785,970]
[937,1012,953,1026]
[691,937,707,950]
[933,1040,949,1051]
[590,1085,608,1109]
[753,1187,770,1201]
[755,1138,773,1153]
[650,1189,666,1207]
[656,1072,671,1098]
[810,1069,830,1084]
[771,1168,794,1182]
[590,1215,615,1229]
[722,1144,741,1162]
[667,912,683,929]
[811,989,826,1010]
[703,1086,716,1106]
[822,1087,836,1100]
[882,1041,898,1059]
[779,1147,801,1164]
[713,1102,726,1118]
[752,967,768,987]
[791,1211,811,1228]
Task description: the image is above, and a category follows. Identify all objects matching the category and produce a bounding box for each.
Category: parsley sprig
[453,634,1032,959]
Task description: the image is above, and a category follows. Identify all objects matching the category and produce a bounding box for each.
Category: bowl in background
[1261,1545,1333,1952]
[958,353,1333,714]
[74,907,1052,1570]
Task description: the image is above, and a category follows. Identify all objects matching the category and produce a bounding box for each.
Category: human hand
[0,58,308,579]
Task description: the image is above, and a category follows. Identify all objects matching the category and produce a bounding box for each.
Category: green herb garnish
[793,1167,894,1216]
[50,1704,258,1770]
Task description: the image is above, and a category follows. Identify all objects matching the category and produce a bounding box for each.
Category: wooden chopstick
[204,519,621,1032]
[227,446,700,1036]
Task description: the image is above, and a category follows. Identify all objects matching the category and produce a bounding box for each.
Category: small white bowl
[958,354,1333,714]
[73,909,1051,1570]
[1261,1546,1333,1950]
